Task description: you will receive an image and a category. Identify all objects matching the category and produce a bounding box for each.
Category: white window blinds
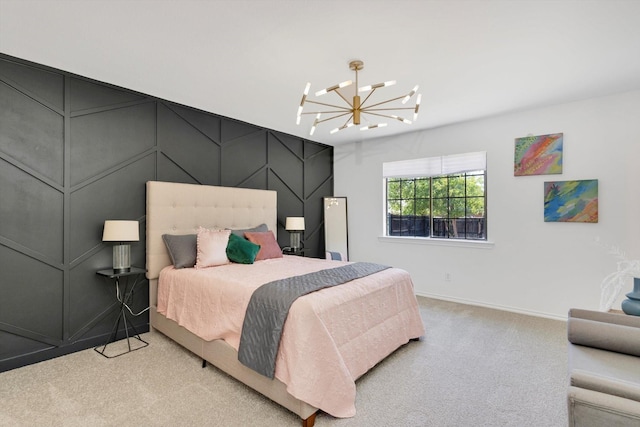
[383,151,486,178]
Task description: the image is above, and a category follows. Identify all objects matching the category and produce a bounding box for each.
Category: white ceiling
[1,0,640,146]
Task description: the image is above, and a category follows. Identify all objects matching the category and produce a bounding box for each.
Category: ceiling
[1,0,640,146]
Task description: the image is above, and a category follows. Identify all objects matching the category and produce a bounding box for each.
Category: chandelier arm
[363,111,409,120]
[300,109,353,115]
[362,107,417,112]
[305,99,352,110]
[340,115,353,128]
[362,111,396,119]
[316,112,353,125]
[333,88,353,107]
[360,95,408,110]
[358,89,376,108]
[330,115,356,134]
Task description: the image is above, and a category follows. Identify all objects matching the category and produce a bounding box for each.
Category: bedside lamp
[285,217,305,250]
[103,220,139,273]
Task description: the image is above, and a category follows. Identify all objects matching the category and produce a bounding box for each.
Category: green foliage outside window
[386,171,486,239]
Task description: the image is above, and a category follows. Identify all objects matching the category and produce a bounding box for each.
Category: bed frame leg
[302,412,316,427]
[202,359,207,368]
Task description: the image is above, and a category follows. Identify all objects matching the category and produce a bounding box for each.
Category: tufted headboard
[145,181,278,281]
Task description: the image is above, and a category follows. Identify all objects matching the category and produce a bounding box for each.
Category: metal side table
[95,267,149,358]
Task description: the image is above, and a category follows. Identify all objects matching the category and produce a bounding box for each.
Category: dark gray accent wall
[0,54,333,372]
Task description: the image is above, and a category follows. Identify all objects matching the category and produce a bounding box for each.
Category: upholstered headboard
[145,181,278,281]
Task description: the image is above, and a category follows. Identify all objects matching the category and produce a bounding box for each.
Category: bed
[145,181,425,426]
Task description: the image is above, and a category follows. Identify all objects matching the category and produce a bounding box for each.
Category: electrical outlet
[445,272,451,282]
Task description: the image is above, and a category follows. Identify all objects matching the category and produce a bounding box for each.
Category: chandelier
[296,60,421,136]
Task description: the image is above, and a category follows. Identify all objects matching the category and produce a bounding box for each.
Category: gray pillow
[162,234,197,268]
[230,223,268,238]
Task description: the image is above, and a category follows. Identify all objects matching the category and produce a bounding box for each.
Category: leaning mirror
[324,197,348,260]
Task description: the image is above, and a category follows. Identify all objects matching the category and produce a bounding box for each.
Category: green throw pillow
[226,233,261,264]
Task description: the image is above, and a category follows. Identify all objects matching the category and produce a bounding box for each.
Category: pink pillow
[244,231,283,261]
[195,227,230,268]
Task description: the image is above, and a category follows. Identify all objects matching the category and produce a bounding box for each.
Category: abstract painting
[544,179,598,223]
[514,133,563,176]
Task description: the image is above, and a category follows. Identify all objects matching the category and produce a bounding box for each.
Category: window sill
[378,235,495,249]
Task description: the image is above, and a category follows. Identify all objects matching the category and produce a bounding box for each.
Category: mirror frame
[323,197,349,260]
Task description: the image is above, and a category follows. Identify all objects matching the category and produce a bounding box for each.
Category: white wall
[334,90,640,319]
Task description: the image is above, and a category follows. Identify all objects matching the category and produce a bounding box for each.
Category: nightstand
[95,267,149,358]
[282,247,306,257]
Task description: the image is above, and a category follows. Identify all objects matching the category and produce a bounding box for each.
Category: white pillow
[195,227,230,268]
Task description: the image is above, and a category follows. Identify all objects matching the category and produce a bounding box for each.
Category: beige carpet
[0,297,568,426]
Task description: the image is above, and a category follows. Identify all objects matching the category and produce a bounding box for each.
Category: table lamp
[285,217,305,250]
[103,220,139,273]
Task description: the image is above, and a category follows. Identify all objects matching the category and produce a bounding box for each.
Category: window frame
[382,152,487,241]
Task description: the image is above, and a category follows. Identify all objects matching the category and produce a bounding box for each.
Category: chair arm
[568,386,640,426]
[571,369,640,403]
[568,310,640,357]
[569,308,640,328]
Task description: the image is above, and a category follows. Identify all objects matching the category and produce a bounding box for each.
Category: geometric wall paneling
[0,59,64,111]
[221,129,268,188]
[0,81,64,185]
[0,159,64,263]
[0,244,63,342]
[69,77,145,113]
[157,103,221,185]
[303,139,330,158]
[302,226,324,262]
[68,154,155,263]
[69,101,156,186]
[157,152,200,185]
[269,168,304,216]
[238,168,268,191]
[304,145,333,200]
[221,117,262,143]
[271,131,304,159]
[0,330,54,361]
[305,178,332,231]
[68,247,114,339]
[268,132,304,197]
[268,169,305,249]
[303,178,333,253]
[0,52,332,372]
[167,103,222,144]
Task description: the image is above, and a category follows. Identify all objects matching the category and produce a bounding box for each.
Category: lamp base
[113,243,131,273]
[289,231,302,251]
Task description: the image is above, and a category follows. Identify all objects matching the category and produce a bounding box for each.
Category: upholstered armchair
[567,309,640,426]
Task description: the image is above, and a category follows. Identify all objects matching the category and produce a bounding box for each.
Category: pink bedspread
[157,256,425,417]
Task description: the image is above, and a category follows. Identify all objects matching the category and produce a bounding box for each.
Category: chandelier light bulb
[309,113,322,135]
[360,123,388,131]
[402,85,419,104]
[391,115,412,124]
[359,80,396,92]
[315,80,352,96]
[414,94,422,121]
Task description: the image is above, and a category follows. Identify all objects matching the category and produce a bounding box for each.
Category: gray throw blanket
[238,262,390,378]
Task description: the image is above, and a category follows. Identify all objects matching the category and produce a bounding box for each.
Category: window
[383,152,486,240]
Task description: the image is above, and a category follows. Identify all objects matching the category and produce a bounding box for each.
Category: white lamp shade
[285,217,305,231]
[102,220,139,242]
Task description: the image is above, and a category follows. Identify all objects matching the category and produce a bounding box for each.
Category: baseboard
[416,291,568,321]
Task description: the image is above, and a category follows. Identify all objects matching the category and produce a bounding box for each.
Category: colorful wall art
[544,179,598,223]
[514,133,563,176]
